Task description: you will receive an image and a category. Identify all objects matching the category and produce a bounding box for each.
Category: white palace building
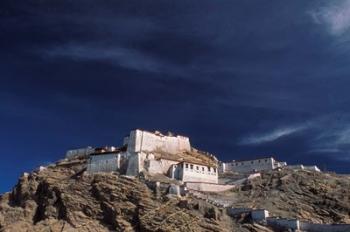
[67,129,219,184]
[65,129,320,188]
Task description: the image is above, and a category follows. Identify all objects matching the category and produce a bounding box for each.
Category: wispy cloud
[238,124,309,145]
[302,117,350,161]
[310,0,350,36]
[42,44,184,75]
[311,125,350,153]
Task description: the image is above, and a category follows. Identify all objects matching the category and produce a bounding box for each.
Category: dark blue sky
[1,0,350,193]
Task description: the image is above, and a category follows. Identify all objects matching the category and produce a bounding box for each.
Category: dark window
[265,159,268,162]
[190,164,193,169]
[207,166,211,171]
[251,161,254,164]
[213,168,217,172]
[202,167,205,171]
[196,166,199,170]
[258,160,261,163]
[185,164,189,168]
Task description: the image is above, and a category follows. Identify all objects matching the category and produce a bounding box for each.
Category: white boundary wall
[288,165,321,172]
[220,157,285,173]
[185,182,235,192]
[304,165,321,172]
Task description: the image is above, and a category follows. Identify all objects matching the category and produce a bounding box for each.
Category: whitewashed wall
[287,165,321,172]
[87,153,121,173]
[126,152,139,176]
[182,162,218,183]
[220,158,282,173]
[146,159,178,175]
[126,130,191,154]
[304,165,321,172]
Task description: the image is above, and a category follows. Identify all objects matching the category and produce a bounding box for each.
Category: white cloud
[238,124,309,145]
[308,123,350,161]
[42,44,186,76]
[44,45,162,73]
[336,127,350,144]
[311,0,350,36]
[307,148,341,153]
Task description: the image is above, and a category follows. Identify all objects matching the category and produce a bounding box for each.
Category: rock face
[0,157,349,232]
[218,169,350,224]
[0,158,236,232]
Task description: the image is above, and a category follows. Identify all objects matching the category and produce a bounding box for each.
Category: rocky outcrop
[219,169,350,224]
[1,157,349,231]
[0,159,234,232]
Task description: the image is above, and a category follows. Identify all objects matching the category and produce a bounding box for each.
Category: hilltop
[0,156,350,231]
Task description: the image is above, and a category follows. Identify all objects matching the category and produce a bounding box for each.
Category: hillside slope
[0,157,257,232]
[0,157,349,232]
[217,169,350,224]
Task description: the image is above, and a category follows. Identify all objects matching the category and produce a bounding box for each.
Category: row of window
[184,163,216,172]
[230,159,269,166]
[186,169,217,175]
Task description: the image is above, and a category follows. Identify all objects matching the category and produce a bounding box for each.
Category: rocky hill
[217,169,350,224]
[0,156,349,232]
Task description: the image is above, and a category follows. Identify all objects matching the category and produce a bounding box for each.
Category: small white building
[170,162,218,183]
[219,157,287,173]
